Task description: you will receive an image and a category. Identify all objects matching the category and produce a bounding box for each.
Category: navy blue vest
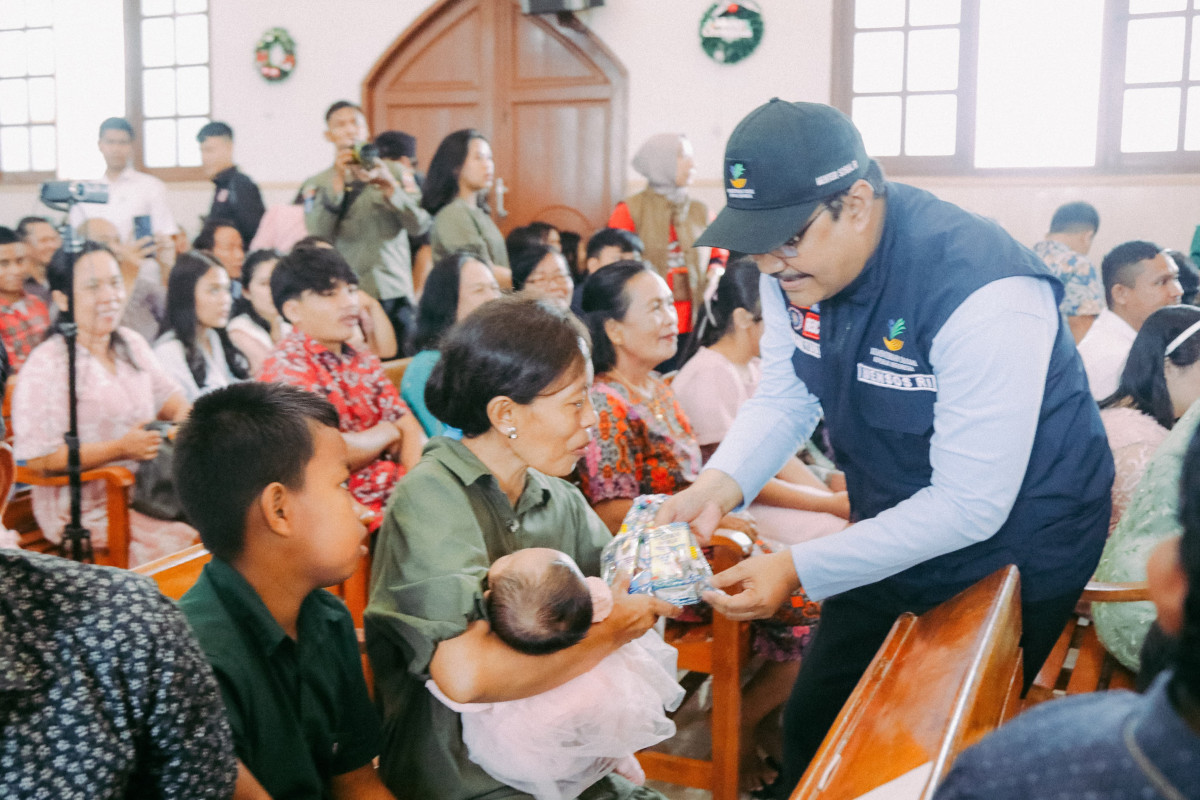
[789,184,1113,604]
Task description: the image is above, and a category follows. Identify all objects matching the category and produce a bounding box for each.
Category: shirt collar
[1130,671,1200,792]
[424,437,553,511]
[212,165,239,186]
[203,558,338,656]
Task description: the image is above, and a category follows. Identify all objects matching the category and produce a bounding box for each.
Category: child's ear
[257,482,292,537]
[731,307,755,329]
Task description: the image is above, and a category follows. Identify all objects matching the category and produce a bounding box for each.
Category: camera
[349,142,380,170]
[40,181,109,204]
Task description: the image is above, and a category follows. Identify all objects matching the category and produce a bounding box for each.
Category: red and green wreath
[255,27,296,82]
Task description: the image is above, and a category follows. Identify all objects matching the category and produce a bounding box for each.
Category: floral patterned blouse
[259,331,410,524]
[579,373,702,504]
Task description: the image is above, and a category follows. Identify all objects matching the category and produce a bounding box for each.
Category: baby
[427,547,683,800]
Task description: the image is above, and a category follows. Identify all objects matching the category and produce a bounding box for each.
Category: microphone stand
[49,208,92,563]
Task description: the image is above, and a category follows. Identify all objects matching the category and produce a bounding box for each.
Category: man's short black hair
[375,130,416,161]
[270,244,358,317]
[426,294,590,438]
[16,216,50,239]
[1049,202,1100,235]
[486,560,592,655]
[98,117,134,139]
[1102,240,1162,307]
[586,228,644,261]
[196,121,233,142]
[174,382,340,561]
[0,227,20,247]
[325,100,363,124]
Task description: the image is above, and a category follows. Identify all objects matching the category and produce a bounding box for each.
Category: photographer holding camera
[299,100,430,356]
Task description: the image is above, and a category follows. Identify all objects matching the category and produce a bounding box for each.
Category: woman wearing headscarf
[608,133,727,352]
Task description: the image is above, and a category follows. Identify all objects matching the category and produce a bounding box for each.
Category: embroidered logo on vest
[883,318,906,351]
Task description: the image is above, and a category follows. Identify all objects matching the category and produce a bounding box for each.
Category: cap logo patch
[727,161,754,199]
[815,159,859,187]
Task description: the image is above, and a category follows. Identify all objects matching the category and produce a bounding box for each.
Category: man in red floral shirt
[0,226,51,373]
[260,245,424,527]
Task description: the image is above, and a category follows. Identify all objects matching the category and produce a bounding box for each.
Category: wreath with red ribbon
[255,27,296,82]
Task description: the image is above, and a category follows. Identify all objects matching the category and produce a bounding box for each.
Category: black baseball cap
[696,99,873,254]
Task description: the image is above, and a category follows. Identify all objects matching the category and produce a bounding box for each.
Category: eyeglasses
[773,205,830,258]
[527,271,573,288]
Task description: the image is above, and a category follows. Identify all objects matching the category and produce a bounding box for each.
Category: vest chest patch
[856,363,937,391]
[788,304,821,358]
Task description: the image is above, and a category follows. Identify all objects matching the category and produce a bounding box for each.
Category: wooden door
[363,0,627,238]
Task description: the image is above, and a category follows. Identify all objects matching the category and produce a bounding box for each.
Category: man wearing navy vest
[656,100,1114,795]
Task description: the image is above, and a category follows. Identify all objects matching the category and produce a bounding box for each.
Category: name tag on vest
[856,363,937,391]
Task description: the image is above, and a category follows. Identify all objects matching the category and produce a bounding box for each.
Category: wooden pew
[790,565,1024,800]
[132,544,211,598]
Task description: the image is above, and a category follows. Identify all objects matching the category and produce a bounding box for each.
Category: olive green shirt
[1093,399,1200,670]
[179,558,381,800]
[365,437,660,800]
[301,163,431,302]
[429,197,509,268]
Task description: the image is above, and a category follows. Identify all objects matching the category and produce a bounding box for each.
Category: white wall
[2,0,1198,256]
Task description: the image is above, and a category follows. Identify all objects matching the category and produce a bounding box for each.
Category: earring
[507,427,518,439]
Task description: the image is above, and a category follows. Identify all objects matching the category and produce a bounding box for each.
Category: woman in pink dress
[14,242,197,566]
[674,259,850,548]
[1098,304,1200,532]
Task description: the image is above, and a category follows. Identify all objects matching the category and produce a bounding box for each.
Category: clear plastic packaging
[600,494,714,606]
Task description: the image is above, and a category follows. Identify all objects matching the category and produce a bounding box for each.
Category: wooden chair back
[1024,579,1150,706]
[381,357,412,393]
[635,529,754,800]
[790,565,1024,800]
[13,464,135,568]
[132,544,211,599]
[0,442,15,518]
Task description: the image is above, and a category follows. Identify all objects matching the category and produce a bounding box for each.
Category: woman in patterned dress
[577,259,818,793]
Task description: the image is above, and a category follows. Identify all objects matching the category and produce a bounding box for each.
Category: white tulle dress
[426,577,684,800]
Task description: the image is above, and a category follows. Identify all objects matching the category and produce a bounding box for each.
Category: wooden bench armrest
[1080,580,1150,603]
[709,529,754,573]
[16,465,136,568]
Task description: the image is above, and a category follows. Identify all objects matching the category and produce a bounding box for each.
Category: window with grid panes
[0,0,57,177]
[131,0,210,171]
[834,0,1200,173]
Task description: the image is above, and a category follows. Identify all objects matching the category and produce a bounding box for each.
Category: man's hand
[603,573,679,646]
[653,469,744,545]
[702,551,801,621]
[332,148,356,196]
[366,162,398,200]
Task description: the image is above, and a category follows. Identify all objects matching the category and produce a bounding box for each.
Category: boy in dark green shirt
[175,381,394,800]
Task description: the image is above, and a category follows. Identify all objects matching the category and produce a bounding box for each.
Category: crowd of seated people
[10,101,1200,800]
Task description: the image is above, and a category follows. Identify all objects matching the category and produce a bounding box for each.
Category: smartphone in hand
[133,214,153,243]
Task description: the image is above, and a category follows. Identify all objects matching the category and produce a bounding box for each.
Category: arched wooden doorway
[363,0,628,239]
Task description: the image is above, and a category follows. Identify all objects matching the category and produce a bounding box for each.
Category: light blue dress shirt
[706,273,1059,601]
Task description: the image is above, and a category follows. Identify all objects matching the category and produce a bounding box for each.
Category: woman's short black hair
[426,294,590,438]
[1101,305,1200,429]
[486,560,592,655]
[160,251,249,387]
[174,382,340,561]
[510,243,560,292]
[421,128,490,217]
[193,217,241,251]
[579,260,654,374]
[411,251,477,352]
[270,245,358,318]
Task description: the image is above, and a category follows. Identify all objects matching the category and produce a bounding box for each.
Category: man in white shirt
[1078,240,1182,400]
[69,117,177,247]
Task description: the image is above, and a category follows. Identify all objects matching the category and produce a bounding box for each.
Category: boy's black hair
[1049,201,1100,234]
[270,245,358,318]
[585,228,644,261]
[0,226,20,247]
[486,559,593,655]
[325,100,363,124]
[196,121,234,142]
[375,130,416,161]
[99,117,134,139]
[174,382,340,561]
[426,294,590,438]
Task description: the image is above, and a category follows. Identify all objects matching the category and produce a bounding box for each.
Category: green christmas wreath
[255,27,296,82]
[700,2,765,65]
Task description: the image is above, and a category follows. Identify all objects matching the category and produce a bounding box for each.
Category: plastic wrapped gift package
[600,494,714,606]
